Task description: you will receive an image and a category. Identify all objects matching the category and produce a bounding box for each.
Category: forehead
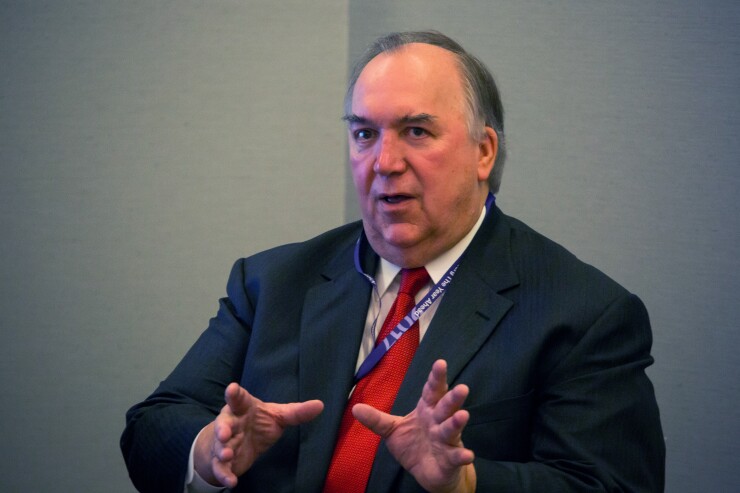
[350,43,467,122]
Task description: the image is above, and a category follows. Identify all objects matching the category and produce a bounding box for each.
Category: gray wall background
[1,1,737,491]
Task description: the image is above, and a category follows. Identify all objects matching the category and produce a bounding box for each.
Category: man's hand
[194,383,324,488]
[353,359,476,493]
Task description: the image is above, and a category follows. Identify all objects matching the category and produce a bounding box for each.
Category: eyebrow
[342,113,438,126]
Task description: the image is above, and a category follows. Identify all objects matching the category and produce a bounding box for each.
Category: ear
[477,127,498,183]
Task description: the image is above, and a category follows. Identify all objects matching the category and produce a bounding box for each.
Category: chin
[364,222,415,251]
[380,224,424,248]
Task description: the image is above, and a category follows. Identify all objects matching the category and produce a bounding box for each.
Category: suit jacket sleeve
[120,259,254,493]
[385,294,662,493]
[472,292,664,492]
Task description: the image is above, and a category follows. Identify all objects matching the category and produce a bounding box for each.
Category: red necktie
[323,267,431,493]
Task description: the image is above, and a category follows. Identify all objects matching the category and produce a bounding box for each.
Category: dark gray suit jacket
[121,206,664,492]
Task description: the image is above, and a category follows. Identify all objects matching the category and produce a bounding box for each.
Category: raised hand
[194,383,324,488]
[352,359,476,493]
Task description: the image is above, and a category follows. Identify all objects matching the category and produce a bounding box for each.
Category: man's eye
[407,127,428,138]
[354,129,376,141]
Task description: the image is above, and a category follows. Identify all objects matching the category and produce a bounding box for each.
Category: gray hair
[345,31,507,194]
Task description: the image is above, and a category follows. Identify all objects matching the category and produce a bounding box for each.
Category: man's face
[348,43,497,267]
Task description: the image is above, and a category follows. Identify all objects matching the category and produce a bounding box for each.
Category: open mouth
[379,194,412,204]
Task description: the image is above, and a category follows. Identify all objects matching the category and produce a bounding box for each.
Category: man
[121,31,665,492]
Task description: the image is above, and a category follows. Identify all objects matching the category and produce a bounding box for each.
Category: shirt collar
[375,204,488,296]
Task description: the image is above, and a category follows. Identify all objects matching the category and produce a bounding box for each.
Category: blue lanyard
[353,193,495,382]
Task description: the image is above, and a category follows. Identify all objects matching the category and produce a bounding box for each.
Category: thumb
[277,400,324,426]
[352,403,397,438]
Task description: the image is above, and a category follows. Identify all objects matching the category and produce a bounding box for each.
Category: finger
[208,437,238,488]
[215,397,249,443]
[445,443,475,467]
[438,409,470,445]
[273,399,324,427]
[352,403,398,438]
[214,411,237,443]
[216,445,235,462]
[432,383,469,423]
[421,359,449,406]
[211,456,238,489]
[224,382,253,416]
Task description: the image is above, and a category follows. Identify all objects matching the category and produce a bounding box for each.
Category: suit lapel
[367,207,520,493]
[295,236,377,493]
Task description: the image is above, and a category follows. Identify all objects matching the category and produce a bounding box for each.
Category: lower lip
[383,196,410,203]
[377,196,414,210]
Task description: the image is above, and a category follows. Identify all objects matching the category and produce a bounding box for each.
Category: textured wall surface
[0,1,348,491]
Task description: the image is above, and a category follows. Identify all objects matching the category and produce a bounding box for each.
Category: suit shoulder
[499,212,629,301]
[235,221,363,278]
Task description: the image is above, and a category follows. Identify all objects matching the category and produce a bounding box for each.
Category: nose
[373,132,406,175]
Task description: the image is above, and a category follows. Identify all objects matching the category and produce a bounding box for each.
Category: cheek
[418,158,479,209]
[349,157,372,193]
[417,151,465,188]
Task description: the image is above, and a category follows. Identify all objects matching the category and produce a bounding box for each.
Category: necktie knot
[398,267,430,297]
